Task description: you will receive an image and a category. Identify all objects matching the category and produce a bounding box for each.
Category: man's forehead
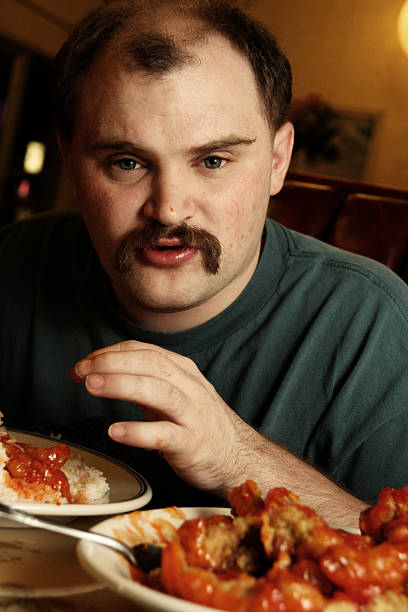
[85,30,261,114]
[73,27,272,144]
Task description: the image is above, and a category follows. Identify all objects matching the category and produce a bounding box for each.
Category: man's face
[62,33,292,332]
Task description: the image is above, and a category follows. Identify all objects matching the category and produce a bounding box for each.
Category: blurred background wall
[0,0,407,225]
[247,0,408,191]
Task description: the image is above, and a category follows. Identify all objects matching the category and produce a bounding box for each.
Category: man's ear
[270,121,294,196]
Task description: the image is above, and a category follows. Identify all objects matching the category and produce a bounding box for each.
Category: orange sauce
[3,436,72,502]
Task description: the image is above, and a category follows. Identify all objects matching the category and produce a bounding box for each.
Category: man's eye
[114,158,139,171]
[202,156,225,169]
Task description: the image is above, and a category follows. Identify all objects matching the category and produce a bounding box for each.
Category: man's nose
[143,167,196,226]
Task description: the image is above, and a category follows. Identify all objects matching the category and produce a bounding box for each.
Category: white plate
[77,506,231,612]
[2,430,152,523]
[0,520,102,601]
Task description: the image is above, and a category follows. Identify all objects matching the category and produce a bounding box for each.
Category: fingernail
[85,373,105,390]
[75,359,92,377]
[108,424,126,439]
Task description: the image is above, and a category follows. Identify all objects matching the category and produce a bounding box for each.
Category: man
[1,0,407,526]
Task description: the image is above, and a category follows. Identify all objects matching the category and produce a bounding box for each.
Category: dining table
[0,515,142,611]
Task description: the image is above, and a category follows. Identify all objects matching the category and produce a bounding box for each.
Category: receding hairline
[114,16,209,74]
[82,21,274,134]
[55,0,292,140]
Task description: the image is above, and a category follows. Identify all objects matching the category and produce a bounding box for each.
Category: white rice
[62,457,110,504]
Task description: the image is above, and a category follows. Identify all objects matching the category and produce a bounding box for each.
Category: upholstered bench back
[268,172,408,283]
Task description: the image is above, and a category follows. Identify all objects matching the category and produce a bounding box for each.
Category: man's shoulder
[268,220,408,318]
[0,210,93,284]
[0,209,89,253]
[0,209,85,239]
[277,221,405,284]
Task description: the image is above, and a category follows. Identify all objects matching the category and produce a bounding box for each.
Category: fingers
[72,345,196,424]
[75,347,175,380]
[75,340,195,375]
[108,420,184,452]
[71,341,205,420]
[83,371,190,426]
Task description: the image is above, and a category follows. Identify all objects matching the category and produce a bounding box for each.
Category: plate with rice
[0,428,152,524]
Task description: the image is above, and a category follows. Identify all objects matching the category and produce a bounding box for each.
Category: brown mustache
[114,222,222,275]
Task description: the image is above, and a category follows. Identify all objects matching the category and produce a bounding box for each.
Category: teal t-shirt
[1,210,407,507]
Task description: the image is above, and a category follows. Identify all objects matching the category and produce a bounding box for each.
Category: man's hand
[72,340,253,496]
[72,340,368,525]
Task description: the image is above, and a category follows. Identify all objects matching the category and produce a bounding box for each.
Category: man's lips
[140,241,199,267]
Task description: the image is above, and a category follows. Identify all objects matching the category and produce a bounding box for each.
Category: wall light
[398,0,408,58]
[23,141,46,175]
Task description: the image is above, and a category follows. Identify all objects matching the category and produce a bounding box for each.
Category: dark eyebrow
[86,140,143,154]
[86,136,256,157]
[188,136,257,158]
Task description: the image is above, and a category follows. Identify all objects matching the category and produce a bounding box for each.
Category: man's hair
[54,0,292,141]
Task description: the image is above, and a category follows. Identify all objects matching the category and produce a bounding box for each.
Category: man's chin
[112,279,216,315]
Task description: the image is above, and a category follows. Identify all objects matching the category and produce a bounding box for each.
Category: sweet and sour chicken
[131,481,408,611]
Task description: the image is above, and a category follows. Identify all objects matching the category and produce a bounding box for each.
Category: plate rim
[77,506,231,612]
[2,429,153,516]
[0,580,103,602]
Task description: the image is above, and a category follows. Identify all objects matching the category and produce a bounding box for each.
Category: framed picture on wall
[289,95,380,181]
